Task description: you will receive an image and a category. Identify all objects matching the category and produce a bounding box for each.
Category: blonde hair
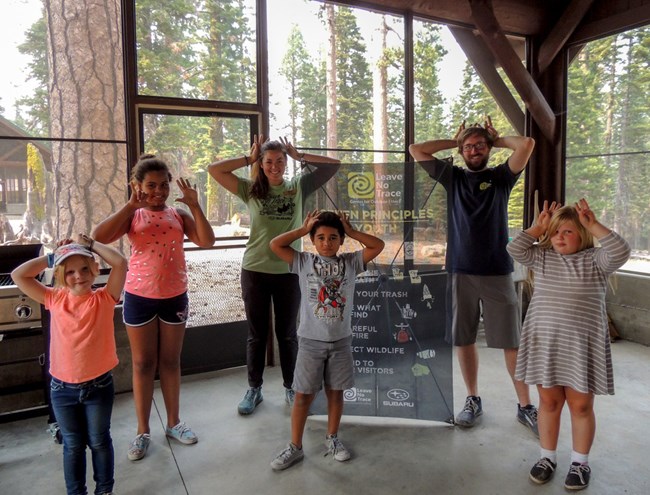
[53,255,99,288]
[537,205,594,252]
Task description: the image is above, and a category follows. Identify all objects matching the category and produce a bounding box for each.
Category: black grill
[0,274,14,287]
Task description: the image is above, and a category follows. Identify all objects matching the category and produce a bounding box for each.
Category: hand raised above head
[484,115,499,139]
[55,238,75,248]
[337,210,355,235]
[536,200,560,232]
[175,177,199,208]
[302,209,321,232]
[128,180,149,209]
[575,198,596,227]
[452,120,466,140]
[279,136,301,161]
[248,134,265,164]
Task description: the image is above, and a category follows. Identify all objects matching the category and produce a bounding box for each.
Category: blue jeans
[50,372,115,495]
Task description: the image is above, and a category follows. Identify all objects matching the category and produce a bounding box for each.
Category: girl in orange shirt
[12,235,127,495]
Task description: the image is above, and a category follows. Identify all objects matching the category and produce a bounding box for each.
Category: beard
[463,155,489,171]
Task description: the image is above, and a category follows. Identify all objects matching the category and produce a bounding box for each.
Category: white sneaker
[270,443,304,471]
[325,434,351,462]
[127,433,151,461]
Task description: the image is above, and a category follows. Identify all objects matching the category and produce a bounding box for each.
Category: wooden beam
[569,3,650,45]
[469,0,557,142]
[537,0,595,74]
[449,27,525,135]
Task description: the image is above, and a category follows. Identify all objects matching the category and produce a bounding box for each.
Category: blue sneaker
[285,388,295,408]
[165,421,198,445]
[517,403,539,438]
[238,386,263,415]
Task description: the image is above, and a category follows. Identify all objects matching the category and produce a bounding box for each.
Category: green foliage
[14,10,49,136]
[567,27,650,249]
[26,143,46,219]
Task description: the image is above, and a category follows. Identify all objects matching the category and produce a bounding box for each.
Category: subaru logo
[386,389,409,401]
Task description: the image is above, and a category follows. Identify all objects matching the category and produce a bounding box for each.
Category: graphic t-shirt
[237,169,331,274]
[292,250,365,342]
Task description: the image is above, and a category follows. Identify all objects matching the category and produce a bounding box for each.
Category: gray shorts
[447,273,520,348]
[292,336,354,394]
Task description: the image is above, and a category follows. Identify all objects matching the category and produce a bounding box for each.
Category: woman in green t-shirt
[208,136,340,415]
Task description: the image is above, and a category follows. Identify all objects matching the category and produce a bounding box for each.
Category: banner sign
[307,161,453,423]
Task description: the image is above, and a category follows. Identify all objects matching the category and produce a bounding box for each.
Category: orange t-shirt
[45,287,119,383]
[124,206,188,299]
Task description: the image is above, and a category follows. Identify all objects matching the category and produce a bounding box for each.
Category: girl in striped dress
[506,198,630,491]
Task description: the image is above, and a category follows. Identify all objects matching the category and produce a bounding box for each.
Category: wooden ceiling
[331,0,650,142]
[334,0,650,42]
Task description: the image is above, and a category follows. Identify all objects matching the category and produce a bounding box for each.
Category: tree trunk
[373,16,389,232]
[46,0,127,240]
[324,4,339,209]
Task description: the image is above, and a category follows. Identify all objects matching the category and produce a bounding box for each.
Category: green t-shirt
[236,173,311,274]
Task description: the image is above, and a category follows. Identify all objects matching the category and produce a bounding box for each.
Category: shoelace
[326,436,344,456]
[463,398,479,413]
[278,445,298,461]
[524,406,538,421]
[535,458,556,471]
[132,434,149,450]
[568,463,590,483]
[172,422,191,437]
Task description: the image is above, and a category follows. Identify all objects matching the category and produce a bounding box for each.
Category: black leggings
[240,269,300,389]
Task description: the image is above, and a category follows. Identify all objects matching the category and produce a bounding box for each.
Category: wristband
[88,239,95,252]
[244,155,250,165]
[47,253,55,268]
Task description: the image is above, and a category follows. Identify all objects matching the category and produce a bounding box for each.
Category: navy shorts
[122,291,189,327]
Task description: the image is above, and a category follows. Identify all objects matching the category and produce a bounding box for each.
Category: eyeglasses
[461,142,488,152]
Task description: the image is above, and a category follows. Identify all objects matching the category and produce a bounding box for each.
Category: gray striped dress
[506,231,631,395]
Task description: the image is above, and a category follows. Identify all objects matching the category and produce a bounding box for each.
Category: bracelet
[244,155,250,165]
[88,239,95,252]
[47,253,55,268]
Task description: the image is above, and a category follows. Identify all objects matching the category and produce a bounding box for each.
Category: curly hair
[456,126,495,154]
[131,154,172,183]
[309,211,345,242]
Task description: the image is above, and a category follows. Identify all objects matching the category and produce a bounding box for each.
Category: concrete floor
[1,336,648,495]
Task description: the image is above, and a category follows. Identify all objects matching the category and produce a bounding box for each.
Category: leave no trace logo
[348,172,375,199]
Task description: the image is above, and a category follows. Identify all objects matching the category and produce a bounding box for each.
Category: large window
[566,26,650,273]
[135,0,257,103]
[0,0,127,242]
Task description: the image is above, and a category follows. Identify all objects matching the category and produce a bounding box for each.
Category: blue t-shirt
[420,157,520,275]
[292,250,365,341]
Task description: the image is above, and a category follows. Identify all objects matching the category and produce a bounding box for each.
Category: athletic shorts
[122,291,189,327]
[292,336,354,394]
[447,273,520,348]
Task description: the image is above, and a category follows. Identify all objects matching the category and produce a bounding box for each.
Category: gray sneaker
[517,403,539,437]
[238,387,263,415]
[127,433,151,461]
[455,396,482,427]
[270,443,304,471]
[325,434,351,462]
